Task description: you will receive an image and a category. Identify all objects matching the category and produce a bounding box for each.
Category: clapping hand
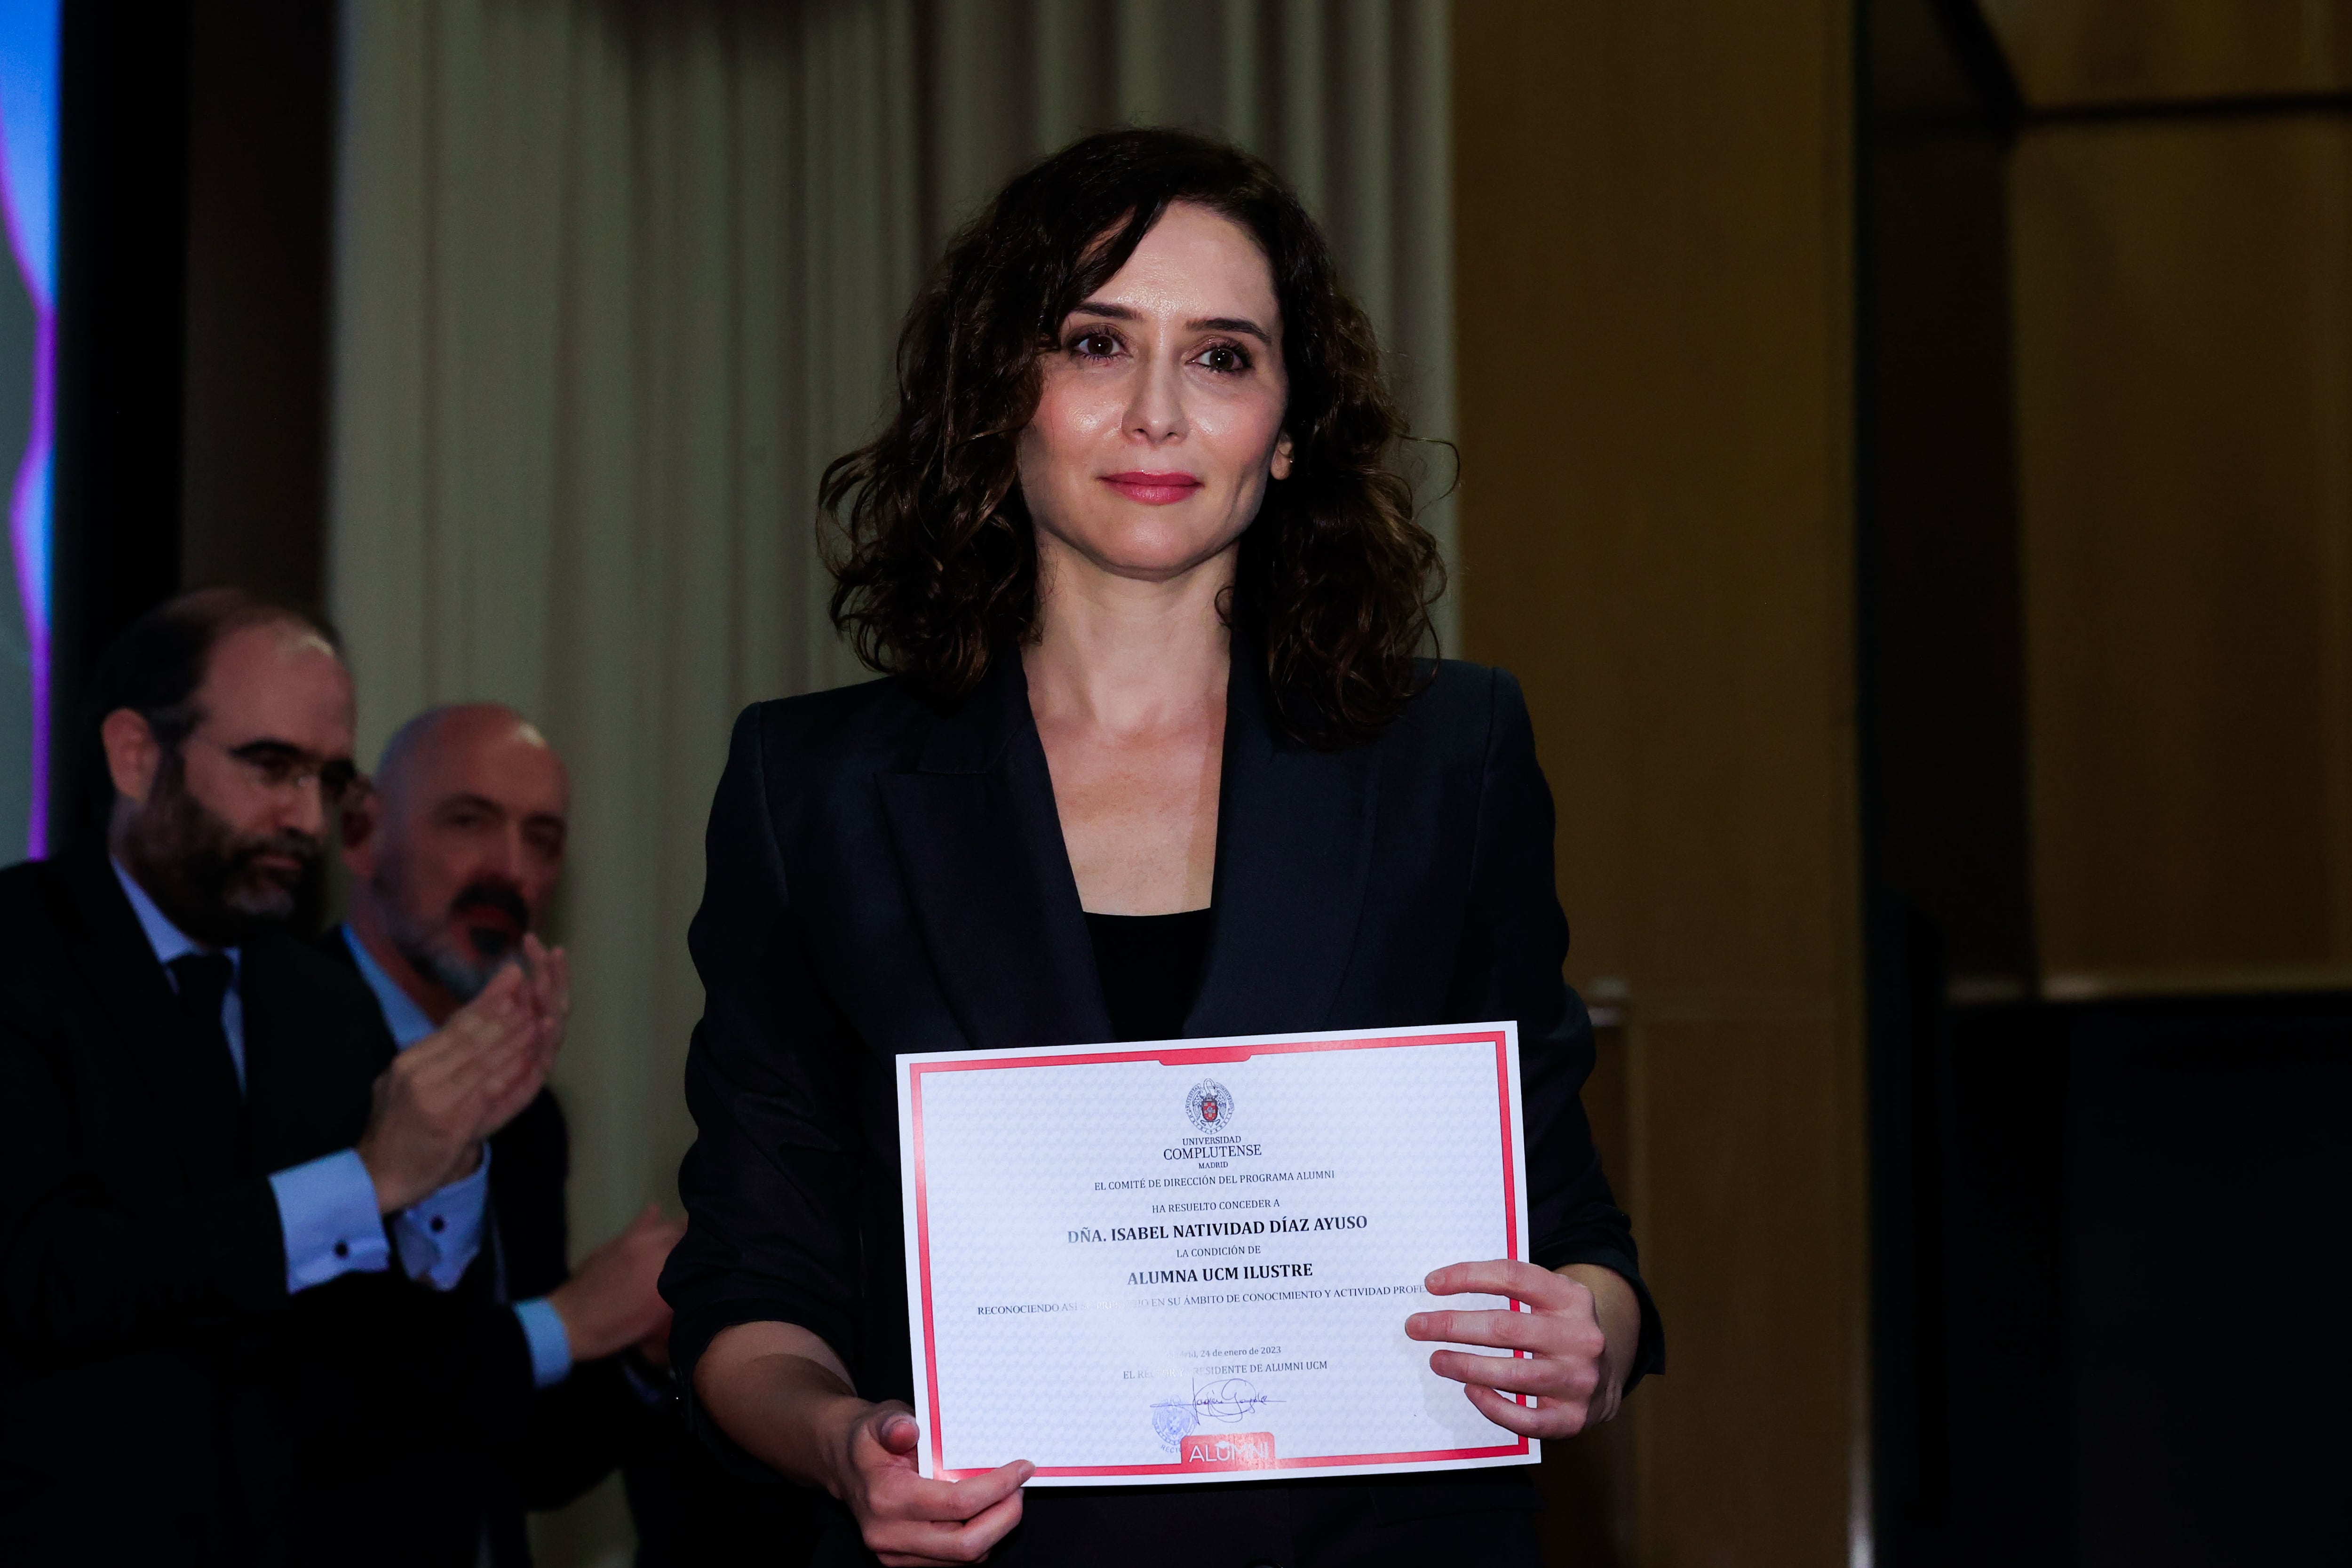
[356,937,571,1214]
[549,1202,686,1363]
[469,933,568,1138]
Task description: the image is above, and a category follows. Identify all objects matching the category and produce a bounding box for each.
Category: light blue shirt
[110,861,490,1295]
[341,925,573,1389]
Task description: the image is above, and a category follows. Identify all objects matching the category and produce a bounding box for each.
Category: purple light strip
[0,40,52,862]
[9,304,48,855]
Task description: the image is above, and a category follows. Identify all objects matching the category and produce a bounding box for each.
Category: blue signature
[1150,1377,1281,1452]
[1190,1377,1277,1423]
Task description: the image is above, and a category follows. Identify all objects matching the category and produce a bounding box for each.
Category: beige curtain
[330,4,1449,1556]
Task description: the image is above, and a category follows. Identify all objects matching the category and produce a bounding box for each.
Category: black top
[661,652,1663,1564]
[1085,908,1214,1043]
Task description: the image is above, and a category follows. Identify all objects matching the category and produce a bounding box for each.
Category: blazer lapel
[1186,661,1380,1039]
[876,656,1112,1052]
[61,855,251,1182]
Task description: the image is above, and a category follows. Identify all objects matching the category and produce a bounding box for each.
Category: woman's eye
[1199,344,1251,374]
[1073,331,1120,358]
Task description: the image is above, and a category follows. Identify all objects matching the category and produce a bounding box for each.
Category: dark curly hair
[822,126,1442,747]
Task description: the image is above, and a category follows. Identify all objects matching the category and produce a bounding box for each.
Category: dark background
[1859,1,2350,1562]
[52,0,331,847]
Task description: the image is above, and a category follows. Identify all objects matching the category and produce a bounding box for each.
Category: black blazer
[662,655,1661,1562]
[0,855,531,1567]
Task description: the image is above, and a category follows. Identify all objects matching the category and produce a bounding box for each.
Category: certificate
[895,1022,1537,1485]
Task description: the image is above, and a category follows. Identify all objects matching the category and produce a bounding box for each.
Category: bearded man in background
[0,590,565,1567]
[338,703,804,1566]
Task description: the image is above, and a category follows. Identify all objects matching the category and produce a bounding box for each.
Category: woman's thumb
[877,1411,920,1454]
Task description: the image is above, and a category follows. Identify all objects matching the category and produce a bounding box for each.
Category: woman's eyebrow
[1192,315,1273,346]
[1068,299,1273,347]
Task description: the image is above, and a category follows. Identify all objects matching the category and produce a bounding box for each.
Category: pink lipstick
[1102,470,1204,505]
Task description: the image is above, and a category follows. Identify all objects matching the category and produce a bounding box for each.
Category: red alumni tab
[1179,1432,1277,1471]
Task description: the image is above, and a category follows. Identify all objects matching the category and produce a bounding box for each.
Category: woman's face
[1018,201,1294,585]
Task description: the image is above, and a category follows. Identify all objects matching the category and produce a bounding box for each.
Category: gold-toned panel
[2012,116,2352,977]
[1456,2,1867,1560]
[1982,0,2352,106]
[1634,1017,1865,1567]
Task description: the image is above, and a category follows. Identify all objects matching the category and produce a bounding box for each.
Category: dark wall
[1919,995,2351,1566]
[1861,8,2350,1565]
[52,0,191,846]
[179,0,334,611]
[50,0,334,848]
[1859,0,2034,992]
[1859,6,2034,1551]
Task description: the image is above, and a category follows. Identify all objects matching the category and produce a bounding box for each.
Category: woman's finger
[942,1485,1027,1557]
[879,1457,1033,1526]
[1462,1380,1588,1439]
[1424,1259,1577,1308]
[870,1482,1027,1567]
[1405,1306,1557,1353]
[875,1409,921,1454]
[1427,1346,1575,1400]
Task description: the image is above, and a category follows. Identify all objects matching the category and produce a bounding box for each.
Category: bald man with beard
[336,704,810,1566]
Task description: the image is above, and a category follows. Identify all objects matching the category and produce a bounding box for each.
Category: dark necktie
[167,952,245,1112]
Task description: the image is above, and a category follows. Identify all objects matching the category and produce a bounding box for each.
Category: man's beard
[121,754,325,947]
[382,873,531,1003]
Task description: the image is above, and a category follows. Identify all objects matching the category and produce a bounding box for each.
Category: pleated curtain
[329,7,1448,1553]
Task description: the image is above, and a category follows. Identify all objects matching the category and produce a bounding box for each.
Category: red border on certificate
[906,1028,1530,1480]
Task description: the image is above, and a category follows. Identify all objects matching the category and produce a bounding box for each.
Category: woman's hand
[823,1400,1032,1566]
[1405,1259,1639,1437]
[698,1321,1030,1566]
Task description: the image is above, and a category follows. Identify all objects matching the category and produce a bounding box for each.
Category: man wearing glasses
[0,589,566,1566]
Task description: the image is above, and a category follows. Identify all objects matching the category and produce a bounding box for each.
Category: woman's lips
[1101,471,1204,505]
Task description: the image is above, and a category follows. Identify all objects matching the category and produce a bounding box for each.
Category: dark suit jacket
[323,935,666,1534]
[0,855,531,1567]
[661,654,1663,1565]
[328,933,816,1568]
[487,1091,675,1520]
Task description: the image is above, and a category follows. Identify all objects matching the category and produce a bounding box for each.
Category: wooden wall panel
[1981,0,2352,106]
[1639,1018,1861,1562]
[1454,2,1867,1561]
[2011,117,2352,989]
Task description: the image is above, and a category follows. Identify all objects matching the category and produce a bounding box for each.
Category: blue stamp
[1151,1398,1199,1453]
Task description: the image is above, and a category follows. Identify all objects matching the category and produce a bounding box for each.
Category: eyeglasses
[185,732,359,805]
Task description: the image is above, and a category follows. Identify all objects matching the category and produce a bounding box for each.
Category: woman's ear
[99,709,162,808]
[1271,432,1294,482]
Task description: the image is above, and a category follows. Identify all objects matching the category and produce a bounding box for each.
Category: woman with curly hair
[663,128,1660,1566]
